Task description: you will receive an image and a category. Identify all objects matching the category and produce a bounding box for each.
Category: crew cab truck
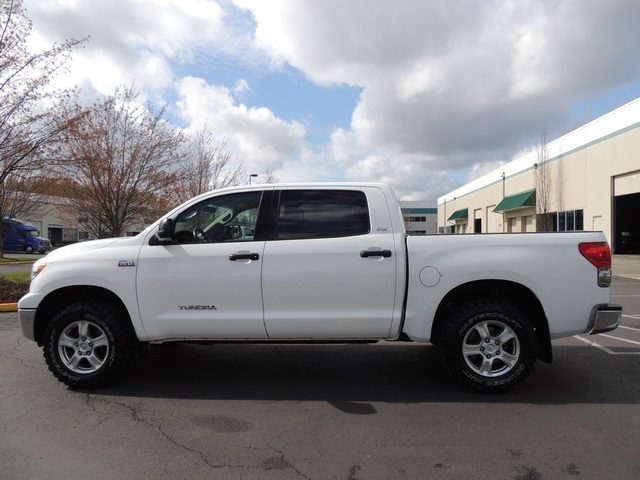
[17,183,622,392]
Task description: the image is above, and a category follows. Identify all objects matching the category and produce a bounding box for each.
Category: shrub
[0,277,29,303]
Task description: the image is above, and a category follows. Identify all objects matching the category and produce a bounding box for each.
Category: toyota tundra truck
[17,183,622,392]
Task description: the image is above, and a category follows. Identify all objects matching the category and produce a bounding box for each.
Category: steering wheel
[193,227,207,242]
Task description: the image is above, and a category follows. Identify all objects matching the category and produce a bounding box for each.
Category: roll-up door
[614,171,640,254]
[614,171,640,196]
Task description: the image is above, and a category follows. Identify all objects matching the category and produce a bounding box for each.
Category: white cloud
[236,0,640,198]
[175,76,306,173]
[26,0,225,95]
[22,0,640,199]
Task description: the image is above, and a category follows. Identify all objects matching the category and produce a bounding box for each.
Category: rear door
[261,187,401,339]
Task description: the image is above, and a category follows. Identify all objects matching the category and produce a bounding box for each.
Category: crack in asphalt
[81,393,310,477]
[0,345,41,372]
[248,445,311,479]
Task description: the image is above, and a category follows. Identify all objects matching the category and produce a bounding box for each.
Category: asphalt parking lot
[1,263,639,479]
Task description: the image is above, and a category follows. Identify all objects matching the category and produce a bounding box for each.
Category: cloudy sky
[24,0,640,200]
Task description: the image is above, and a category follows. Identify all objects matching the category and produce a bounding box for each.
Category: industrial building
[437,97,640,254]
[400,201,438,235]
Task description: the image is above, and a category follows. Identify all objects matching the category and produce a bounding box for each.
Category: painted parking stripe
[574,335,640,355]
[598,333,640,345]
[618,325,640,332]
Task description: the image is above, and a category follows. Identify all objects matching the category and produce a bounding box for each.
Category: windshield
[25,229,40,237]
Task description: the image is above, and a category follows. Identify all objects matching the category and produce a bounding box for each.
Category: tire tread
[43,300,135,388]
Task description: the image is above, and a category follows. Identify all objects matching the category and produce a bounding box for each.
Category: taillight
[579,242,612,287]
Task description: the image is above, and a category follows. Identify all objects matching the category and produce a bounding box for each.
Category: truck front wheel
[42,301,135,388]
[439,299,537,392]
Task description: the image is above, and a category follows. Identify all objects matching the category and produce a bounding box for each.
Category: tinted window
[276,190,370,240]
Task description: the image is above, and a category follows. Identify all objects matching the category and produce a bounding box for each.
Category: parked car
[2,217,52,254]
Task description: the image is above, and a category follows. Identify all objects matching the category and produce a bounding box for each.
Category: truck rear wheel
[439,299,537,392]
[43,301,135,388]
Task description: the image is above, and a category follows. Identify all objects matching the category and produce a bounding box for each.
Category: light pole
[249,173,258,185]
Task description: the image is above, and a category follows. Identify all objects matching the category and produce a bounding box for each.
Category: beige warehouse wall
[438,118,640,246]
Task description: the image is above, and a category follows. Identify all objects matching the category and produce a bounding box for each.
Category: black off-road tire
[43,300,135,388]
[439,299,537,393]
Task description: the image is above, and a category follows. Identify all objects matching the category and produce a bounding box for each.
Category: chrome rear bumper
[588,304,622,335]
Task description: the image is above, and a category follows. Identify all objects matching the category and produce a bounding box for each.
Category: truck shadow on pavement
[93,342,640,409]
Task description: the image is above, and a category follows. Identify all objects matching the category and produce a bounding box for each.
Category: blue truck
[2,217,52,254]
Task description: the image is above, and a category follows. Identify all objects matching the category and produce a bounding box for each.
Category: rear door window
[276,190,370,240]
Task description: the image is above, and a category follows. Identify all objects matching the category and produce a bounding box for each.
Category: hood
[45,238,121,259]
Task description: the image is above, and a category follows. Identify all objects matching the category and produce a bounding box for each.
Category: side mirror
[154,218,174,245]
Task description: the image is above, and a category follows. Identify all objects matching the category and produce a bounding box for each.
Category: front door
[137,191,268,340]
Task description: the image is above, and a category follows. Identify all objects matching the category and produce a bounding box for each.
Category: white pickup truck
[18,183,621,392]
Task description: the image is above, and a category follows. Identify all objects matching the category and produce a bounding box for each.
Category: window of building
[276,190,370,240]
[552,209,584,231]
[407,216,427,222]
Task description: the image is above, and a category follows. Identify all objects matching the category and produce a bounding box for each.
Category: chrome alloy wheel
[462,320,521,378]
[57,320,110,374]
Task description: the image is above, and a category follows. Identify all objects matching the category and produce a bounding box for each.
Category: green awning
[447,208,468,221]
[493,189,536,213]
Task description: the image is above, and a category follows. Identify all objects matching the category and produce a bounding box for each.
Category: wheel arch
[430,280,552,363]
[33,286,133,347]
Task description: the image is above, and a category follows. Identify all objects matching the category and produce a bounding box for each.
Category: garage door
[614,171,640,254]
[614,171,640,196]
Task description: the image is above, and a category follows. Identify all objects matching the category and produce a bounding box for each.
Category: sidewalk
[612,255,640,280]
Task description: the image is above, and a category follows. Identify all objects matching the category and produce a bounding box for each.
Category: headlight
[31,261,47,281]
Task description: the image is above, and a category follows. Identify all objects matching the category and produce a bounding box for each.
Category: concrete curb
[0,303,18,313]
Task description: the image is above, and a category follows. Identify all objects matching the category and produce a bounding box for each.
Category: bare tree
[0,0,85,253]
[170,122,246,206]
[535,130,554,231]
[263,169,279,184]
[0,169,51,220]
[55,86,185,238]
